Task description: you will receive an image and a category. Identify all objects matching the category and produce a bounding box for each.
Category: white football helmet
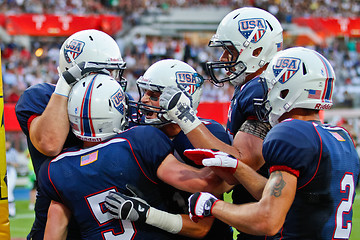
[206,7,283,84]
[68,73,128,142]
[262,47,336,127]
[59,29,127,89]
[131,59,204,125]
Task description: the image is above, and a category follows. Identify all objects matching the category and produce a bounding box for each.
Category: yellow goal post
[0,50,11,239]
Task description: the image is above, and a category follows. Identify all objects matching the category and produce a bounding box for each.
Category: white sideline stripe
[10,213,35,219]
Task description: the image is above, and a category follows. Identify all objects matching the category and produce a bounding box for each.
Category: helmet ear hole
[266,20,273,31]
[302,62,307,75]
[280,89,289,99]
[253,47,263,57]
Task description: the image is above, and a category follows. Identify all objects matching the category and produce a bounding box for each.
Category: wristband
[54,76,71,97]
[146,207,183,234]
[178,115,202,134]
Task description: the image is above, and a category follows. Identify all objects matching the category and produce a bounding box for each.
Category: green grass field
[9,187,360,239]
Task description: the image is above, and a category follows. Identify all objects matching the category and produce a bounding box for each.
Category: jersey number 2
[333,173,355,239]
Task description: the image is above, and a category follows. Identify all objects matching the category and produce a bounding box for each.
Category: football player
[39,73,230,239]
[159,7,283,239]
[15,29,126,239]
[188,47,360,239]
[109,59,233,240]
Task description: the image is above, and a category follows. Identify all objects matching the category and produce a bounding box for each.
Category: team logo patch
[175,71,203,95]
[238,18,267,43]
[64,39,85,63]
[111,90,125,114]
[273,57,301,83]
[81,151,98,166]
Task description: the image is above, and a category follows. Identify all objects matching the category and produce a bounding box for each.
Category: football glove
[54,61,108,97]
[159,86,201,134]
[188,192,219,222]
[105,184,183,234]
[184,149,238,173]
[105,184,149,222]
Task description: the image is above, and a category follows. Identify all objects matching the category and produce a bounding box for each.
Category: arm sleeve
[15,83,55,136]
[263,120,321,179]
[124,126,174,179]
[38,159,62,203]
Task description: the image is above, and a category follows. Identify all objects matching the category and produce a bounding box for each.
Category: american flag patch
[330,132,345,141]
[81,151,98,166]
[308,89,321,99]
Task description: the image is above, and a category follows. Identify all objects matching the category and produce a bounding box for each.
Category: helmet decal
[111,90,126,115]
[64,39,85,63]
[273,57,301,83]
[314,51,335,103]
[80,76,96,137]
[238,18,267,43]
[307,89,322,99]
[175,71,203,95]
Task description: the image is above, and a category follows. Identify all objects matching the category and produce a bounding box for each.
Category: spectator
[6,139,19,218]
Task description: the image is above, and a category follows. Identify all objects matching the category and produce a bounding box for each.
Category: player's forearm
[179,214,213,238]
[211,199,279,236]
[186,124,240,159]
[44,201,70,240]
[211,171,296,235]
[30,94,70,156]
[233,161,267,200]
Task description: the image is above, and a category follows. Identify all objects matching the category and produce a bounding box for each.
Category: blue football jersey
[174,118,232,166]
[15,83,82,175]
[169,118,233,240]
[226,76,265,138]
[225,77,272,240]
[39,126,176,240]
[263,119,360,239]
[16,82,136,239]
[15,83,82,239]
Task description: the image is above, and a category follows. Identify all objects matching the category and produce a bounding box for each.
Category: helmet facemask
[128,82,170,126]
[206,40,247,85]
[129,59,204,127]
[206,7,283,86]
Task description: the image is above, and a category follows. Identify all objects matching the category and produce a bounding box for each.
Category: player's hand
[159,86,201,134]
[105,184,150,222]
[188,192,219,222]
[183,148,219,165]
[62,61,108,85]
[54,61,108,97]
[184,149,238,173]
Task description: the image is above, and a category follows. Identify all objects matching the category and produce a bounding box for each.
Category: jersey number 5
[86,188,135,239]
[333,173,355,239]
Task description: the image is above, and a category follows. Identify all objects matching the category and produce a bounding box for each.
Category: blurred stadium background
[1,0,359,239]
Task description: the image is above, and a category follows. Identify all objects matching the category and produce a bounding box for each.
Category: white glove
[54,62,108,97]
[159,86,201,134]
[184,148,238,173]
[202,151,238,173]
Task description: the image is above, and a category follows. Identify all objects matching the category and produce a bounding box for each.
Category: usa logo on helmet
[273,57,301,83]
[176,71,202,95]
[238,18,267,43]
[64,39,85,63]
[111,90,125,115]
